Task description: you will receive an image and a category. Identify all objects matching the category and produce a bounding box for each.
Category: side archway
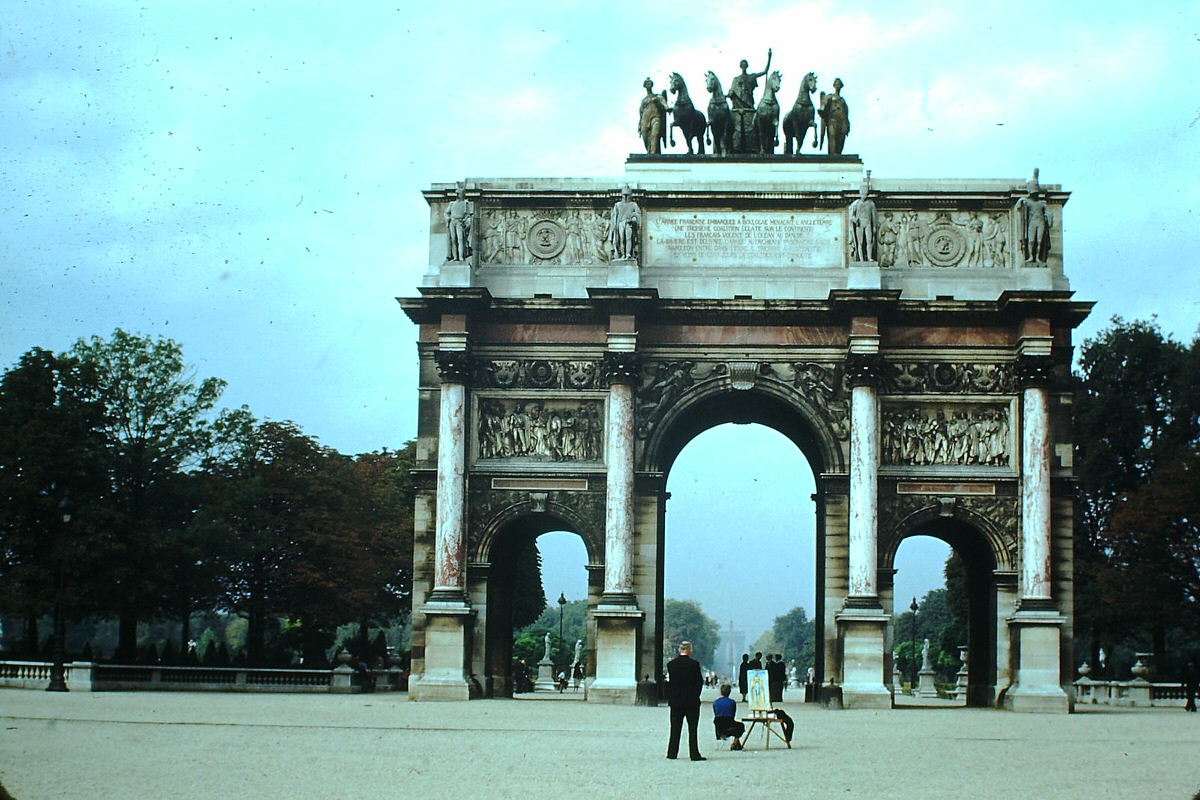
[473,506,597,698]
[882,506,1003,707]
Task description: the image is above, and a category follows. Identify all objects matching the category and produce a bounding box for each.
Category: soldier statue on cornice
[1015,168,1052,265]
[444,182,474,263]
[609,185,641,262]
[849,170,878,262]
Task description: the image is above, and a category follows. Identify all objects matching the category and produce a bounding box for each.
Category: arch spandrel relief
[467,486,605,565]
[879,493,1019,573]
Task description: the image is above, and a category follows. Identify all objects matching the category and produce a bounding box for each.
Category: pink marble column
[602,348,639,603]
[1021,384,1052,601]
[604,382,634,596]
[849,381,880,600]
[433,348,470,599]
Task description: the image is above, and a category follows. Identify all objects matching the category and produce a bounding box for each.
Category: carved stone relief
[480,208,612,265]
[475,359,603,390]
[882,403,1011,467]
[883,362,1015,395]
[877,211,1012,269]
[789,361,850,439]
[468,487,605,559]
[636,360,702,438]
[477,398,604,462]
[632,359,851,442]
[880,493,1018,570]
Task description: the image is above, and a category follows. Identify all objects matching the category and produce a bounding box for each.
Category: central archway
[640,381,843,688]
[662,422,817,684]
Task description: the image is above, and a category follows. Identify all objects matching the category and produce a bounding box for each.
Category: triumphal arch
[400,151,1089,712]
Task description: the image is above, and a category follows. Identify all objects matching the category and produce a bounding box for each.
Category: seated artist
[712,683,746,750]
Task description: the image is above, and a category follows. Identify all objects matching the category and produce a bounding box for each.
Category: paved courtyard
[2,687,1198,799]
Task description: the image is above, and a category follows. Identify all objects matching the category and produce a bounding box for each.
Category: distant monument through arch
[400,109,1089,712]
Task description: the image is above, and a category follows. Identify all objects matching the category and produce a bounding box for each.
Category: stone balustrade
[0,660,406,694]
[1073,676,1190,708]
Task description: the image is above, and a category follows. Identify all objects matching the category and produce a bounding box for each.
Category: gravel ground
[2,687,1198,799]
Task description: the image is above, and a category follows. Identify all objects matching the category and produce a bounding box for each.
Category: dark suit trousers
[667,701,701,758]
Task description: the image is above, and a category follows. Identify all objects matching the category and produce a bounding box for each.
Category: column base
[836,603,892,709]
[588,603,643,705]
[1002,607,1072,714]
[409,601,475,702]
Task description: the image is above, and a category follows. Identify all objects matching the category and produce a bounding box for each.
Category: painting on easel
[747,669,770,711]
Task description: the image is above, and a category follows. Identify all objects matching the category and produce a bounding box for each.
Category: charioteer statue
[728,48,772,153]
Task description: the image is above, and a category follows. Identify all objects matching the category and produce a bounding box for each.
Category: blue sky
[3,0,1198,639]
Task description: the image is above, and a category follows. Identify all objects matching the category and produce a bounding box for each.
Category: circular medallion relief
[526,219,566,260]
[923,224,966,267]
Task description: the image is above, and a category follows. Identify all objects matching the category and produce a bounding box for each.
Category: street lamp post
[557,592,567,665]
[909,597,919,690]
[47,496,75,692]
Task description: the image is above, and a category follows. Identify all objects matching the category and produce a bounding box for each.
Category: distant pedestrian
[737,653,750,701]
[1183,661,1198,712]
[666,641,705,761]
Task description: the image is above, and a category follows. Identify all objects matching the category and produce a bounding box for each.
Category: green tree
[202,415,414,665]
[0,348,107,655]
[70,329,225,660]
[512,599,587,665]
[894,587,963,682]
[662,598,719,668]
[769,606,815,673]
[1073,318,1200,663]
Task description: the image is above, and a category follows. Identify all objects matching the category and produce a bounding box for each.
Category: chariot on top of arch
[635,49,848,157]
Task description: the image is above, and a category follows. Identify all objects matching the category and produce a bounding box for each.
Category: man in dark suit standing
[666,641,706,761]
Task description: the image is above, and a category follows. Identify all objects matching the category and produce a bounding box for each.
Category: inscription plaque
[645,211,842,268]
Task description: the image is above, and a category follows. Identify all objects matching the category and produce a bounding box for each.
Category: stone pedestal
[952,647,969,701]
[409,603,475,701]
[836,605,892,708]
[847,261,881,290]
[607,258,638,288]
[1003,608,1071,713]
[588,605,643,704]
[917,668,939,698]
[534,658,557,692]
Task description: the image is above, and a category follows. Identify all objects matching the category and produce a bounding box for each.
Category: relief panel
[881,400,1015,468]
[475,396,605,464]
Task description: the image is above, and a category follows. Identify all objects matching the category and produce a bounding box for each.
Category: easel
[741,710,792,749]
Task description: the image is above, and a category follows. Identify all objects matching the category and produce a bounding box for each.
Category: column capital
[603,351,641,386]
[1015,354,1054,389]
[845,353,886,388]
[435,349,473,384]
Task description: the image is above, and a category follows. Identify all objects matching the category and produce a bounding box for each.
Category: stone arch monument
[400,157,1090,712]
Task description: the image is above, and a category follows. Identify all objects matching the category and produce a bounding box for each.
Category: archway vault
[639,368,847,477]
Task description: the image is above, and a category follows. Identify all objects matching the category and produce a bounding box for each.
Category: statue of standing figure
[638,77,668,154]
[849,171,878,262]
[921,638,932,672]
[728,48,772,153]
[818,77,850,155]
[542,632,552,662]
[609,186,641,261]
[445,183,474,262]
[1015,168,1052,264]
[572,639,583,667]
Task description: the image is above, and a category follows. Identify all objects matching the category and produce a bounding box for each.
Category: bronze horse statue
[704,70,733,156]
[754,70,782,154]
[782,71,818,154]
[668,72,707,155]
